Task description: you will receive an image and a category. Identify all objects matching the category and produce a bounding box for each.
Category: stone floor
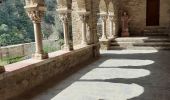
[11,50,170,100]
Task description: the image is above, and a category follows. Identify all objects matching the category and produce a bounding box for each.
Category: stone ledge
[0,44,100,100]
[99,38,114,50]
[2,44,98,78]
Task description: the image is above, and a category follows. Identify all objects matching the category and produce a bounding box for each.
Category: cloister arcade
[1,0,170,99]
[22,0,119,59]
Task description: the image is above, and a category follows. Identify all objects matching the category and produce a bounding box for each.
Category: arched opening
[108,2,115,38]
[97,0,108,40]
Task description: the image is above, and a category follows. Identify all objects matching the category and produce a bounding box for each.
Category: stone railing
[0,44,100,99]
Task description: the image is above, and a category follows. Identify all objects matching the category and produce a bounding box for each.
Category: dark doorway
[146,0,160,26]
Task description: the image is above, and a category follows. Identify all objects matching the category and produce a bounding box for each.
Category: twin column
[58,10,73,51]
[24,1,96,60]
[25,4,48,59]
[109,15,115,38]
[99,13,115,40]
[78,11,90,45]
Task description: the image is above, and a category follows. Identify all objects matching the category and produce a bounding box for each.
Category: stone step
[112,37,170,42]
[144,26,167,29]
[144,28,168,32]
[109,46,170,50]
[109,36,170,50]
[134,42,170,46]
[111,42,170,46]
[143,33,169,36]
[143,27,169,36]
[144,38,170,42]
[144,27,168,32]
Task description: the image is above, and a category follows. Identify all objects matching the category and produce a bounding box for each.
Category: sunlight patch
[80,68,150,80]
[51,82,144,100]
[101,50,158,54]
[99,59,154,67]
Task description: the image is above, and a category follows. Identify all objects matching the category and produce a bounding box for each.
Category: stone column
[24,2,48,59]
[100,14,108,40]
[78,11,90,45]
[0,0,5,73]
[109,15,115,38]
[58,9,73,51]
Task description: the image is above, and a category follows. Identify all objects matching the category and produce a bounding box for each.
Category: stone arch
[56,0,68,9]
[76,0,86,11]
[108,1,114,15]
[99,0,107,14]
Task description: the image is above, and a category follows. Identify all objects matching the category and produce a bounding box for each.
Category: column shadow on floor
[10,50,170,100]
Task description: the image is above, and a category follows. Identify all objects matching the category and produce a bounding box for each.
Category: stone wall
[160,0,170,27]
[0,40,59,59]
[0,44,99,100]
[71,0,120,45]
[72,0,95,45]
[118,0,170,36]
[71,0,170,39]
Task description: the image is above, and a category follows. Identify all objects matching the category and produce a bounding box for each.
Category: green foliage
[53,15,64,39]
[0,56,24,65]
[42,0,64,40]
[44,13,55,25]
[58,39,64,46]
[0,0,34,46]
[43,44,60,53]
[43,39,64,53]
[0,0,63,47]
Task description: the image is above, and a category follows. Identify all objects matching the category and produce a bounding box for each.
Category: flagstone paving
[11,50,170,100]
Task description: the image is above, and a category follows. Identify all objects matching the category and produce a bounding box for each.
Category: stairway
[109,36,170,50]
[143,27,169,36]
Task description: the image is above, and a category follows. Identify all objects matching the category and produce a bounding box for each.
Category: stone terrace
[11,50,170,100]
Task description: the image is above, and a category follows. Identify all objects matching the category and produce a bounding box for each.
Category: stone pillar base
[121,31,130,37]
[81,42,88,46]
[0,66,5,73]
[100,38,108,41]
[63,45,74,51]
[93,43,101,58]
[100,39,111,50]
[32,53,49,60]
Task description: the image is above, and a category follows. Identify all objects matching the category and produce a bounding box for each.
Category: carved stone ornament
[24,0,46,23]
[77,11,90,22]
[57,9,71,23]
[59,13,68,23]
[27,10,44,22]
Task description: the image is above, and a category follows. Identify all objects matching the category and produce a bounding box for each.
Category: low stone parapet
[0,66,5,73]
[99,38,113,50]
[0,44,100,100]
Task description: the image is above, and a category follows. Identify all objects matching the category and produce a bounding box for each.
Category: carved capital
[57,9,71,23]
[109,15,114,21]
[77,11,90,23]
[25,0,45,6]
[98,12,108,21]
[79,14,87,22]
[24,0,46,23]
[100,15,108,22]
[27,10,44,23]
[59,13,69,23]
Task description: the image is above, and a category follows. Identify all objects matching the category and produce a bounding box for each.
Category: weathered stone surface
[71,0,170,41]
[0,45,99,99]
[11,50,170,100]
[0,66,5,73]
[100,39,112,50]
[0,40,57,59]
